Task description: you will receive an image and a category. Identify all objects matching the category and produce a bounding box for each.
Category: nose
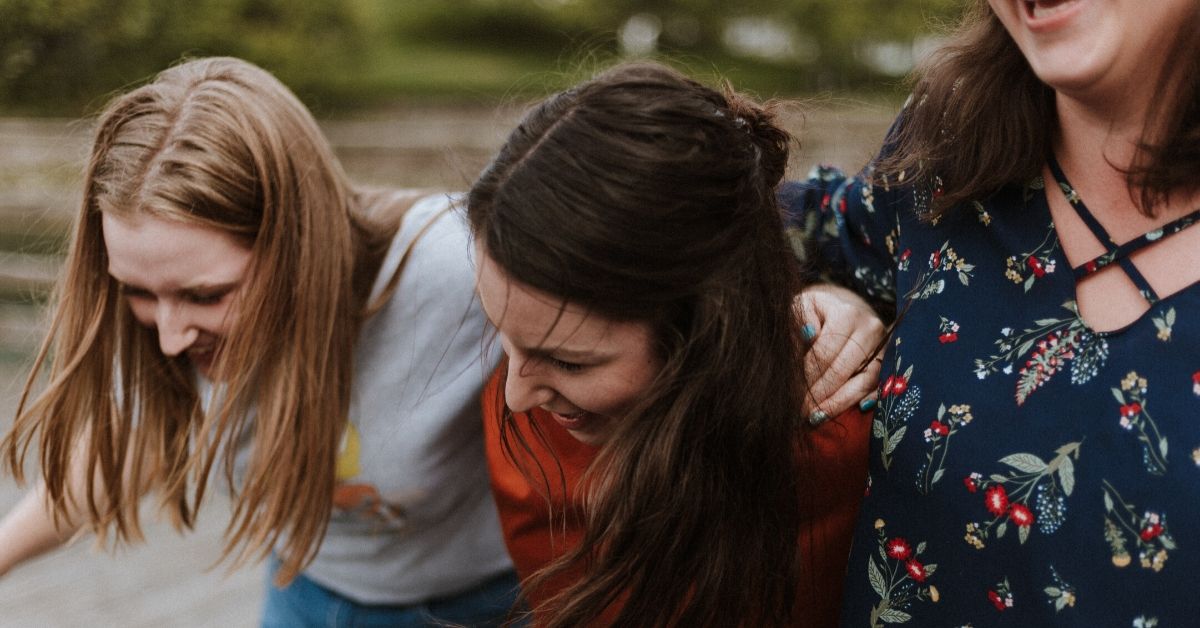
[504,354,554,413]
[155,300,199,356]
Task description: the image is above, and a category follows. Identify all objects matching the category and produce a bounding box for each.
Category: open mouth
[549,410,589,429]
[187,345,219,372]
[1022,0,1081,21]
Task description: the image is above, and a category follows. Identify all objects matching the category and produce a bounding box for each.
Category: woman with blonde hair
[0,57,518,625]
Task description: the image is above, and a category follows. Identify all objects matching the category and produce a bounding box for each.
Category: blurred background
[0,1,961,625]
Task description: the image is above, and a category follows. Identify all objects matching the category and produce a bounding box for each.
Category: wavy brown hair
[880,0,1200,215]
[2,57,408,584]
[468,62,809,626]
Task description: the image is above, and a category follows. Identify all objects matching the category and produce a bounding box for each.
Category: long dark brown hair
[468,62,809,626]
[2,57,407,584]
[880,0,1200,215]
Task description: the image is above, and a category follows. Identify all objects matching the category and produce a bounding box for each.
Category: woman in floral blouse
[783,1,1200,626]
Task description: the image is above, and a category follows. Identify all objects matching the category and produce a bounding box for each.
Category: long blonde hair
[3,57,403,583]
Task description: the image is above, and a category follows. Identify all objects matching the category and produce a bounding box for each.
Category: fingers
[802,367,881,424]
[803,316,884,398]
[794,283,887,424]
[803,329,878,415]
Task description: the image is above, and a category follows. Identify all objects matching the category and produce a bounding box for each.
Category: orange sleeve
[482,367,595,610]
[484,366,870,626]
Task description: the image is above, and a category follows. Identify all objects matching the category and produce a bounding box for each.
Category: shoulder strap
[1044,156,1198,305]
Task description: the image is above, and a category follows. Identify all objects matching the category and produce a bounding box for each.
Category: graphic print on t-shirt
[332,421,409,530]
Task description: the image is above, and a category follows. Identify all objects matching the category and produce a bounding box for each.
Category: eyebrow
[111,276,242,295]
[532,346,603,361]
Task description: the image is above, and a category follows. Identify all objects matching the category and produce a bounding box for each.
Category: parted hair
[3,57,406,584]
[881,0,1200,215]
[468,62,809,626]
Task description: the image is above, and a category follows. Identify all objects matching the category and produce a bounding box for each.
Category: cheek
[204,302,239,336]
[126,299,156,328]
[987,1,1021,37]
[586,361,661,417]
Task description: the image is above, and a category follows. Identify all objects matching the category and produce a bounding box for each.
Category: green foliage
[0,0,365,115]
[0,0,969,116]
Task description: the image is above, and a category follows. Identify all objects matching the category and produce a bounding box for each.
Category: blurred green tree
[0,0,966,115]
[0,0,363,114]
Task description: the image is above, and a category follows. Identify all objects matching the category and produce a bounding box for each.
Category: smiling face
[102,212,253,377]
[475,245,664,446]
[988,0,1196,104]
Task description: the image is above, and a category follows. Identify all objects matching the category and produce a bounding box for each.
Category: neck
[1054,87,1198,219]
[1053,97,1142,219]
[1058,77,1158,163]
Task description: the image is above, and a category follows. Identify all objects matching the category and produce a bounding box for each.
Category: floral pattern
[1102,480,1177,572]
[972,302,1109,405]
[865,520,938,627]
[1043,565,1076,613]
[963,442,1080,546]
[1111,371,1169,475]
[1004,221,1059,292]
[873,348,920,471]
[781,139,1200,624]
[915,404,972,494]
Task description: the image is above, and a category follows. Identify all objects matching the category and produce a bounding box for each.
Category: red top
[483,367,869,626]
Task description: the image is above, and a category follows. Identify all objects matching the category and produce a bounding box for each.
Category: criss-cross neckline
[1046,155,1200,307]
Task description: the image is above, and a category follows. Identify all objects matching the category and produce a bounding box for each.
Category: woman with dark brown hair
[469,62,871,626]
[784,0,1200,624]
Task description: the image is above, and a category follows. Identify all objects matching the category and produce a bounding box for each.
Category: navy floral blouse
[781,137,1200,627]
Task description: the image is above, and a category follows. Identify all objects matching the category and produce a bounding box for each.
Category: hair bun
[723,94,790,188]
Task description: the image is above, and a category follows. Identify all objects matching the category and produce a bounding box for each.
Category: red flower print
[1192,371,1200,396]
[820,193,831,209]
[929,420,950,437]
[1119,403,1142,418]
[900,248,912,262]
[885,537,912,561]
[838,196,847,214]
[905,559,926,582]
[881,375,909,398]
[1008,503,1034,528]
[939,332,958,344]
[929,250,941,269]
[1026,257,1046,277]
[963,475,979,493]
[1085,260,1097,274]
[988,589,1006,611]
[1140,523,1164,541]
[985,485,1009,516]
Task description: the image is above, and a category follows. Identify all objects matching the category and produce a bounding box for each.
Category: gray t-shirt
[215,193,509,604]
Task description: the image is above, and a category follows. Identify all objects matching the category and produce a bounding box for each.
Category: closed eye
[183,291,229,306]
[119,284,154,300]
[547,356,585,373]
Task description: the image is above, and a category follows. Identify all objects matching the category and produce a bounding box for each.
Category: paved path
[0,364,263,628]
[0,100,897,627]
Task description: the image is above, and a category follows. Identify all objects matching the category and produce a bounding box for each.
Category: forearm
[0,485,82,577]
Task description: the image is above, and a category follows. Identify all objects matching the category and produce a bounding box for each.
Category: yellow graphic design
[332,421,407,527]
[335,421,362,481]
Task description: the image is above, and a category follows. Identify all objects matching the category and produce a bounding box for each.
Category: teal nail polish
[808,410,829,425]
[858,398,877,412]
[801,324,817,341]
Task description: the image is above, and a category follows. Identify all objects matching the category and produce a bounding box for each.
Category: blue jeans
[260,560,523,627]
